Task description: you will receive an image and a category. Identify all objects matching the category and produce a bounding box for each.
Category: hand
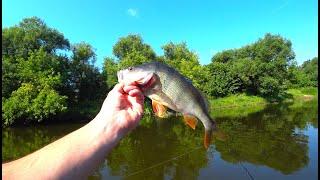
[95,83,145,138]
[2,83,145,180]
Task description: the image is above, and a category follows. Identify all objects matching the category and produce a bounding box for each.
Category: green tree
[2,56,19,98]
[2,83,67,126]
[2,17,71,126]
[2,17,69,59]
[102,35,157,90]
[208,33,296,100]
[102,57,118,90]
[69,42,106,102]
[161,42,208,91]
[205,62,241,97]
[301,57,318,87]
[113,34,156,68]
[287,57,318,88]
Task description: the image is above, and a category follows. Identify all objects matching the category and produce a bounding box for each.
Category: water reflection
[106,119,209,180]
[2,99,318,179]
[2,123,83,162]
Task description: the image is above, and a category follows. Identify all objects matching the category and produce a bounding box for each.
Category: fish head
[117,64,156,87]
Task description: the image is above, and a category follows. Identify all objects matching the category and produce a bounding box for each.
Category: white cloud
[127,8,138,17]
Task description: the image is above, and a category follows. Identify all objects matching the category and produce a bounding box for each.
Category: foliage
[300,57,318,87]
[205,62,241,97]
[207,34,297,100]
[2,17,70,59]
[2,17,318,126]
[2,83,67,126]
[102,57,119,90]
[68,42,106,102]
[113,34,156,68]
[161,42,209,91]
[102,34,157,87]
[2,17,105,126]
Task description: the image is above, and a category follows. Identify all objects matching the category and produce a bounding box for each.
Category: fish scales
[139,62,208,118]
[117,61,216,149]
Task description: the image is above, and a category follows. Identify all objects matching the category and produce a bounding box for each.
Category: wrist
[88,112,123,146]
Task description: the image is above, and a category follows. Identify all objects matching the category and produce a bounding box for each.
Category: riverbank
[209,87,318,118]
[3,87,317,127]
[210,87,318,109]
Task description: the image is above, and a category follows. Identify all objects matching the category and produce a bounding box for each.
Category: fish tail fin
[204,129,213,149]
[203,116,217,149]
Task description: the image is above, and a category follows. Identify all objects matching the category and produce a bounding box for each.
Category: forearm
[2,114,123,179]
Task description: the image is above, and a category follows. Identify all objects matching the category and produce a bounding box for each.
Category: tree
[102,35,157,90]
[301,57,318,87]
[2,17,71,125]
[2,17,69,59]
[113,34,156,68]
[211,49,237,63]
[205,62,241,97]
[102,57,119,90]
[69,42,106,102]
[161,42,208,91]
[208,33,296,100]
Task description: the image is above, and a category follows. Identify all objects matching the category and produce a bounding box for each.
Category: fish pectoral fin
[152,100,167,118]
[183,114,198,130]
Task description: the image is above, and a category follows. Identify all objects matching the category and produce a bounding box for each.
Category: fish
[117,61,216,149]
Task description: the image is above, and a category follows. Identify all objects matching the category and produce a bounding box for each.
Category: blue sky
[3,0,318,69]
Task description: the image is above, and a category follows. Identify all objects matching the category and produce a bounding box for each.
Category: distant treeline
[2,17,318,126]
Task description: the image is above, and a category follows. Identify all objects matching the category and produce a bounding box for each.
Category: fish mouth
[135,73,154,86]
[117,70,154,87]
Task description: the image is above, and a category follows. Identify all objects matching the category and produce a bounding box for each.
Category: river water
[2,99,318,180]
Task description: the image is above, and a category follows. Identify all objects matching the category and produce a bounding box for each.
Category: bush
[2,83,67,126]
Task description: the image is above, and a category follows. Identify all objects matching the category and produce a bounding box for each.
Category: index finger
[113,83,125,94]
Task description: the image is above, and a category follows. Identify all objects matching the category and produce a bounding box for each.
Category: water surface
[2,99,318,179]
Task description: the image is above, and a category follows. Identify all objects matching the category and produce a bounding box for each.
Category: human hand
[95,83,144,139]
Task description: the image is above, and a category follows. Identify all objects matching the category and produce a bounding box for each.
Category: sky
[3,0,318,69]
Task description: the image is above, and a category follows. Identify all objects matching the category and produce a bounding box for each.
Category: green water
[2,99,318,180]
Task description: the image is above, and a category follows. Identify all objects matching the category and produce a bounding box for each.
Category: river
[2,98,318,180]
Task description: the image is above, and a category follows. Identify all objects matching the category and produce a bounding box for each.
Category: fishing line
[239,161,255,180]
[125,146,203,177]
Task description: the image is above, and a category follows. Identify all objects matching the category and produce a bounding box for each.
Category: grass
[210,87,318,109]
[208,93,267,118]
[209,93,267,109]
[207,87,318,118]
[286,87,318,97]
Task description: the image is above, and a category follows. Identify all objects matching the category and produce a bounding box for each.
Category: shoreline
[2,88,318,127]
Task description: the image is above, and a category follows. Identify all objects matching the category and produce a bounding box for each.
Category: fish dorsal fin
[183,114,198,130]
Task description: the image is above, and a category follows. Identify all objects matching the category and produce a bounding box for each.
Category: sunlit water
[2,99,318,180]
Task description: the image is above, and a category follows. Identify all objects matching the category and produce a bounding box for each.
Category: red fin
[152,100,167,118]
[204,130,213,149]
[183,115,198,130]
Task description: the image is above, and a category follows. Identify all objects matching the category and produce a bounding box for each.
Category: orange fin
[204,130,213,149]
[183,115,198,130]
[152,100,167,118]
